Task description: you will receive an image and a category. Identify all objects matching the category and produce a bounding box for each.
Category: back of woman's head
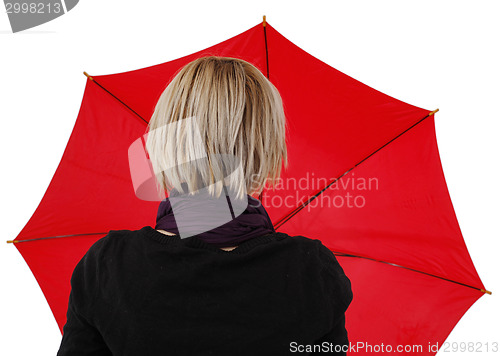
[146,56,287,200]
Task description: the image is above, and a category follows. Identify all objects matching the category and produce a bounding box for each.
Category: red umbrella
[8,17,489,354]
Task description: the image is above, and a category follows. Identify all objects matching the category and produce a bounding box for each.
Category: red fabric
[14,22,486,354]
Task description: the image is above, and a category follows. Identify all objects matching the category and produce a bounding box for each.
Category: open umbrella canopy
[9,19,489,354]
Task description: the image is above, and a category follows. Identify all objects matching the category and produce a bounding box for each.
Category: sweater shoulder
[278,233,353,311]
[281,233,343,268]
[85,228,143,257]
[272,233,333,268]
[275,232,327,254]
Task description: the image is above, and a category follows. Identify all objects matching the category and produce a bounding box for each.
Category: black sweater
[56,226,353,355]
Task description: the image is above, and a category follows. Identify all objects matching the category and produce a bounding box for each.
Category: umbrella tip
[481,288,492,295]
[263,15,266,27]
[429,108,439,116]
[83,71,94,81]
[6,240,16,244]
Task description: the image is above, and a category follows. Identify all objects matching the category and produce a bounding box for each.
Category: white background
[1,1,499,354]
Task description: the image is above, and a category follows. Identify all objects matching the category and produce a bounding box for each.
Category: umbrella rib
[273,109,439,229]
[83,72,149,126]
[269,109,494,294]
[263,15,270,79]
[6,232,108,244]
[8,75,146,245]
[332,250,492,294]
[258,16,270,203]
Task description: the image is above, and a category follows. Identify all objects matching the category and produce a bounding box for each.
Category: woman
[57,56,353,355]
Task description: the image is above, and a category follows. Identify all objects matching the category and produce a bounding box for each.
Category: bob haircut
[145,56,287,200]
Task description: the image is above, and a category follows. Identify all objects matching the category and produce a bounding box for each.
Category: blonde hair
[145,56,287,200]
